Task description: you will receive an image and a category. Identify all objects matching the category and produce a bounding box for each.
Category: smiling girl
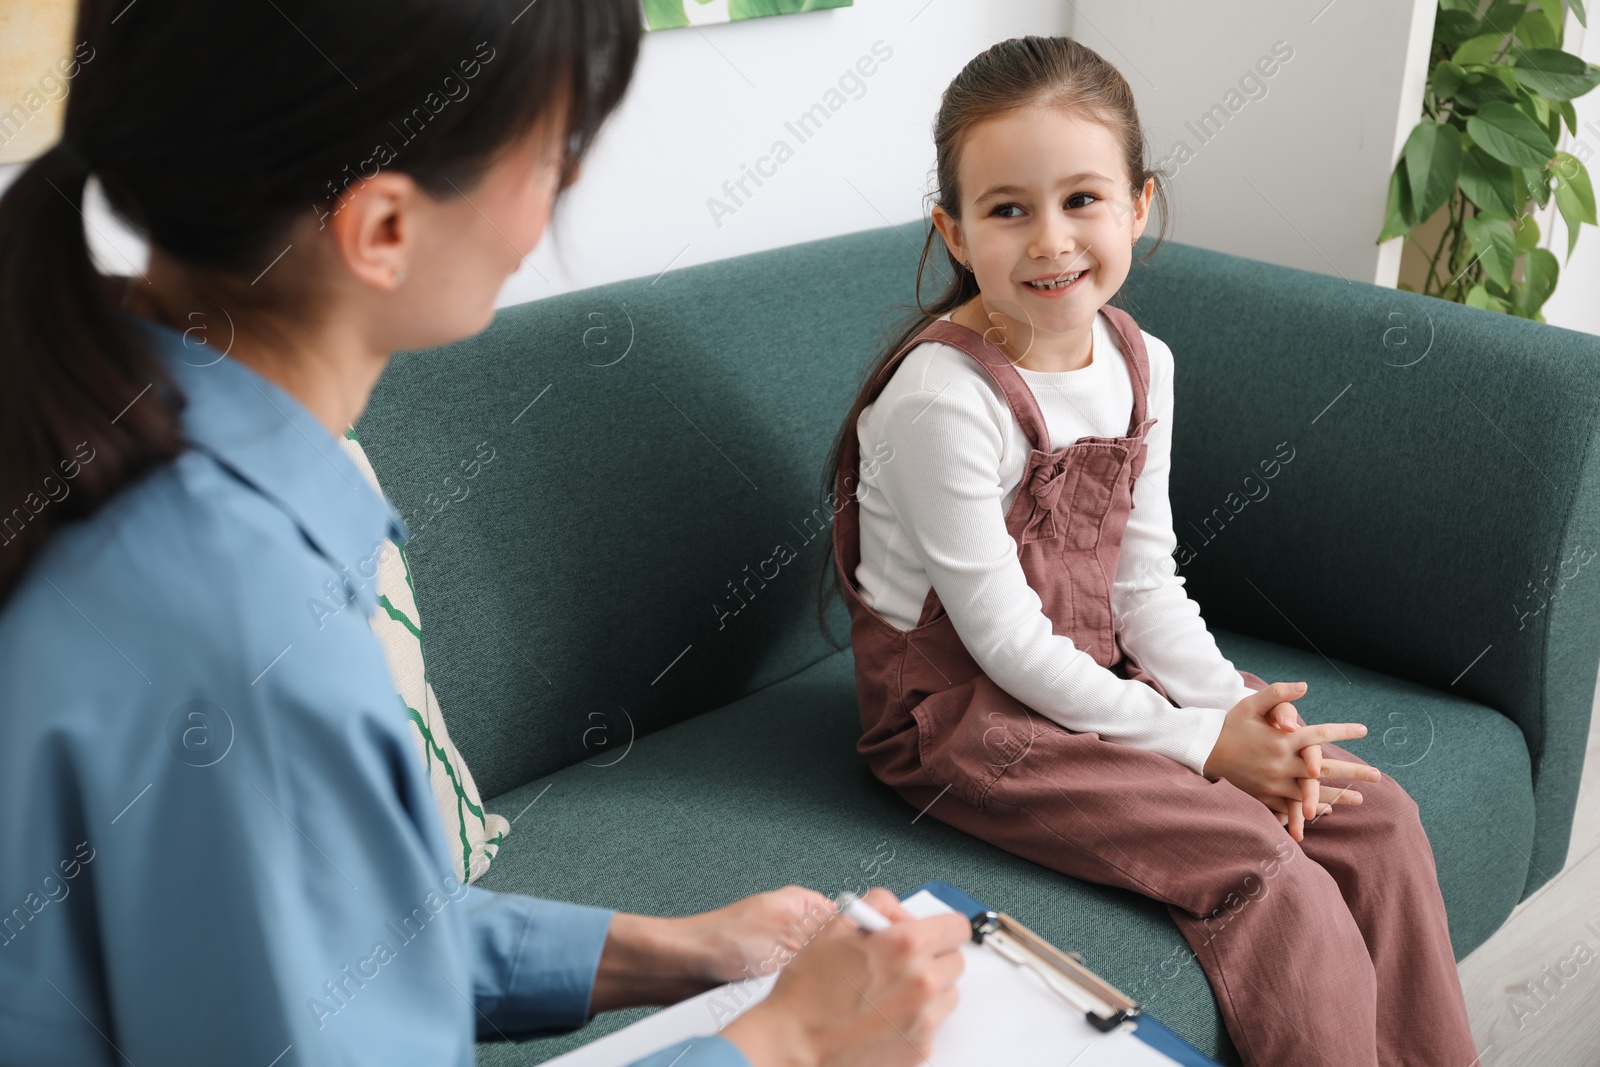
[822,36,1478,1066]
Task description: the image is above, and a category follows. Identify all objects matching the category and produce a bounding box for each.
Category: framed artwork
[643,0,852,31]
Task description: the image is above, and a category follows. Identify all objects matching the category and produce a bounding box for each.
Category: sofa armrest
[1122,240,1600,900]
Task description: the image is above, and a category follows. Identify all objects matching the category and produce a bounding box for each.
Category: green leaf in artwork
[1510,47,1600,100]
[1465,101,1557,167]
[643,0,690,29]
[729,0,853,17]
[1518,247,1559,315]
[1458,144,1524,216]
[1463,213,1518,287]
[1403,122,1464,222]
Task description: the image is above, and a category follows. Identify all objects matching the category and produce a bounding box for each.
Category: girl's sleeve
[870,369,1230,777]
[1109,336,1259,716]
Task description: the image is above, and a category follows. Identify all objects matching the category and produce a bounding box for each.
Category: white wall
[0,0,1071,308]
[1070,0,1437,289]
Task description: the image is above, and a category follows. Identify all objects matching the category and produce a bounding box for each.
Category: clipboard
[541,880,1222,1066]
[910,880,1221,1066]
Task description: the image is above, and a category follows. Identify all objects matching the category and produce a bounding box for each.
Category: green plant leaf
[1464,214,1519,287]
[1551,152,1597,221]
[1379,163,1417,241]
[1437,9,1484,43]
[1572,0,1589,28]
[1432,60,1468,98]
[1516,7,1561,47]
[1437,9,1485,43]
[1527,167,1554,207]
[1454,33,1508,65]
[1552,151,1597,260]
[1559,99,1579,134]
[1510,47,1600,99]
[1456,72,1516,109]
[1515,213,1542,252]
[1519,247,1560,314]
[1531,0,1568,35]
[1466,101,1558,166]
[1403,122,1464,221]
[1459,145,1524,215]
[1525,92,1552,126]
[1465,283,1509,311]
[1484,0,1530,33]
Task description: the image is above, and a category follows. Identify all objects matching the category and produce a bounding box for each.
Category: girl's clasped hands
[1201,681,1383,841]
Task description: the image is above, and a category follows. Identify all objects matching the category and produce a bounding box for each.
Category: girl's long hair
[816,35,1172,648]
[0,0,640,607]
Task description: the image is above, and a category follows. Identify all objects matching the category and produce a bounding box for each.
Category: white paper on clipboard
[540,889,1177,1066]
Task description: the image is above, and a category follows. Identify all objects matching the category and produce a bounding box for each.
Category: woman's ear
[930,204,968,268]
[324,170,420,292]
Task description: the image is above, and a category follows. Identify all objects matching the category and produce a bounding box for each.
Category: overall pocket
[910,673,1040,810]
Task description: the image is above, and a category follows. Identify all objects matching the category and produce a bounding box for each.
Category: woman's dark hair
[0,0,639,606]
[815,35,1170,648]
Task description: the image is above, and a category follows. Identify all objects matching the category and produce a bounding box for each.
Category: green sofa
[354,224,1600,1065]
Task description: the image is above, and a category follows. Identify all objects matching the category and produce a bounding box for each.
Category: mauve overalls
[832,309,1478,1066]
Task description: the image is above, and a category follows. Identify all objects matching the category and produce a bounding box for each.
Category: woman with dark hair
[0,3,966,1064]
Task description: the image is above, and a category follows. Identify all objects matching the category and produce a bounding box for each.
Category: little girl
[822,35,1479,1067]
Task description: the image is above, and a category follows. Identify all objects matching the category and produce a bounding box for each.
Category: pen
[836,891,892,932]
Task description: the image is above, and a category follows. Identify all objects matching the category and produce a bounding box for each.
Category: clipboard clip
[969,909,1140,1033]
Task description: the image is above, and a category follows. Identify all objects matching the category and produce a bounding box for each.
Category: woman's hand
[589,885,836,1012]
[680,885,838,984]
[721,886,970,1067]
[1203,682,1381,841]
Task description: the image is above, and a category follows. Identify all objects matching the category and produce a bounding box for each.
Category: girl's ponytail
[0,139,183,606]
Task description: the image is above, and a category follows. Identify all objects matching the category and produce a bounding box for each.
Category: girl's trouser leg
[1292,742,1481,1066]
[894,710,1391,1066]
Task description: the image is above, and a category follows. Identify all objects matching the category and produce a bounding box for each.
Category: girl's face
[934,106,1152,358]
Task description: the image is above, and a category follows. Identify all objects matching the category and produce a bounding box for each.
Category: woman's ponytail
[0,138,184,607]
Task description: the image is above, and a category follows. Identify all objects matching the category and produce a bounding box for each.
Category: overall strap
[1098,304,1153,433]
[865,319,1053,452]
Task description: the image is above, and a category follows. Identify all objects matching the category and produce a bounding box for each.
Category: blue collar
[128,314,409,607]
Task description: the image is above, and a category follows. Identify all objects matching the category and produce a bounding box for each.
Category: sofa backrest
[358,225,924,798]
[1116,240,1600,896]
[361,225,1600,877]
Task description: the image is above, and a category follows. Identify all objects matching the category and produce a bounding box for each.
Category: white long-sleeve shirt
[853,310,1254,777]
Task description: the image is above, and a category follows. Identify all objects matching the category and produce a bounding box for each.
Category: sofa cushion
[472,630,1533,1066]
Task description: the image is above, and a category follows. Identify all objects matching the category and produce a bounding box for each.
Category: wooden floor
[1457,668,1600,1066]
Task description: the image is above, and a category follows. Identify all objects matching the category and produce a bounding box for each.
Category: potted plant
[1380,0,1600,318]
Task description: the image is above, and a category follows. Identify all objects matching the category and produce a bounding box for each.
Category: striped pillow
[340,430,509,883]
